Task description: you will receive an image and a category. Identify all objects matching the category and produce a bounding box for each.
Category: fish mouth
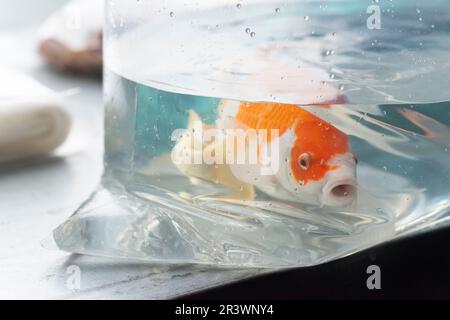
[330,184,356,197]
[322,178,357,207]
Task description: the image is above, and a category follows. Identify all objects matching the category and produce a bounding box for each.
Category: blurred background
[0,0,65,29]
[0,0,102,298]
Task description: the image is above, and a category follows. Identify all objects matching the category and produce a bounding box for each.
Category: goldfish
[172,100,357,207]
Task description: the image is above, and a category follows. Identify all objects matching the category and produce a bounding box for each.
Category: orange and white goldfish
[173,100,357,207]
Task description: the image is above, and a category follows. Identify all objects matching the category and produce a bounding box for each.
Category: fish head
[281,118,357,207]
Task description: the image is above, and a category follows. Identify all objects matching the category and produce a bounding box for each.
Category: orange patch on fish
[233,101,350,185]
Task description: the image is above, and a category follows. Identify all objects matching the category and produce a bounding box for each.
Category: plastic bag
[51,0,450,268]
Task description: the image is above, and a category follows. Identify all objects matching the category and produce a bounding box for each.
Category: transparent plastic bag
[51,0,450,268]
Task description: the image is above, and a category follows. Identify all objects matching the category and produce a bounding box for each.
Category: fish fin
[218,99,240,118]
[187,109,201,128]
[186,110,203,151]
[212,163,256,200]
[175,111,256,200]
[173,113,215,180]
[187,109,215,132]
[200,138,256,200]
[216,100,243,130]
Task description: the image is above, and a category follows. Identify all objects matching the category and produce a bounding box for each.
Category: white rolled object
[0,68,72,164]
[0,100,71,164]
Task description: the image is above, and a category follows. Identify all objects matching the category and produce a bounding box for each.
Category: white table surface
[0,1,263,299]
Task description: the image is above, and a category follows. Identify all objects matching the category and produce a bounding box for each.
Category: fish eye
[298,153,311,170]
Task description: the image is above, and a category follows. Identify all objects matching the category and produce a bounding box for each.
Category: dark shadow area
[184,226,450,299]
